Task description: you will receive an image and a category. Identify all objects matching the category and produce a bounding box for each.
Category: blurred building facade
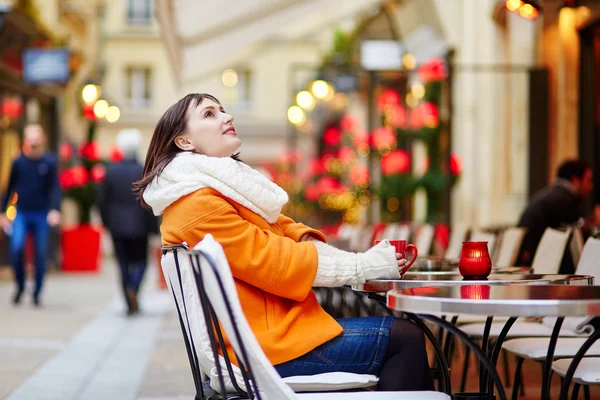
[93,0,178,158]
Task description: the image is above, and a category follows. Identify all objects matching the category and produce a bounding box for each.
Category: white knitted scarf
[143,152,289,223]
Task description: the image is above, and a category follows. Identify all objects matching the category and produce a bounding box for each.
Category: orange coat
[161,187,343,365]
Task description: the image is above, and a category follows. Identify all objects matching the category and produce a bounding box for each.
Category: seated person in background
[135,93,433,391]
[517,159,593,273]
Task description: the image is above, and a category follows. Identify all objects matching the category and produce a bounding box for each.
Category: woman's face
[175,98,241,157]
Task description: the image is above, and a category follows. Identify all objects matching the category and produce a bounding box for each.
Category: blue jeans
[9,210,50,296]
[275,316,393,377]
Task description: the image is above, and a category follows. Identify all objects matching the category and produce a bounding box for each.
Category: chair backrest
[494,227,526,267]
[445,224,468,260]
[530,227,572,274]
[414,224,435,256]
[160,244,209,398]
[469,231,497,259]
[161,245,245,395]
[575,237,600,281]
[190,234,298,400]
[569,225,585,267]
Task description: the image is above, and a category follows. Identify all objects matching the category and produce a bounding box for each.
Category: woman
[135,93,432,391]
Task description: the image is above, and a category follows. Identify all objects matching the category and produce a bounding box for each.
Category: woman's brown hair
[133,93,232,208]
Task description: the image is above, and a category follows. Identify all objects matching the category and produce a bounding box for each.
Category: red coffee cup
[374,239,419,275]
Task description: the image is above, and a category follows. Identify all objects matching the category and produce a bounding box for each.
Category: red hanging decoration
[338,147,355,164]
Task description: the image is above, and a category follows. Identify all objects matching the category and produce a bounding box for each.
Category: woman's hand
[396,254,408,275]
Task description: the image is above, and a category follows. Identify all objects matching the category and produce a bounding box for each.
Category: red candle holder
[458,241,492,279]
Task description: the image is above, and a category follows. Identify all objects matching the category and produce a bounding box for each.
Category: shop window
[125,67,152,109]
[127,0,152,25]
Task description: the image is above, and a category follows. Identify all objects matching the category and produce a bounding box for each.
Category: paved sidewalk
[0,258,194,400]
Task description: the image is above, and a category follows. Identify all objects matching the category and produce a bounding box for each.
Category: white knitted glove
[312,240,401,287]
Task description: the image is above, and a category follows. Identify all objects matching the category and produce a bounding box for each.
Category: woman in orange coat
[135,93,432,391]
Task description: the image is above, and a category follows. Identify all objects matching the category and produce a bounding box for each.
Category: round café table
[352,273,594,292]
[387,285,600,400]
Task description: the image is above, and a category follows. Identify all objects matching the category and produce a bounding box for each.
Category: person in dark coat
[517,159,594,272]
[97,129,157,315]
[0,124,61,306]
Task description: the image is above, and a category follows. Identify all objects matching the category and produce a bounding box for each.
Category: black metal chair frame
[162,245,251,400]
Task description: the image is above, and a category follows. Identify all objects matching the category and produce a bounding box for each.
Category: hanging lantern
[381,150,410,175]
[1,97,23,119]
[80,142,100,162]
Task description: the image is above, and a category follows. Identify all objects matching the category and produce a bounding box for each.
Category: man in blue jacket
[97,129,157,315]
[0,124,61,306]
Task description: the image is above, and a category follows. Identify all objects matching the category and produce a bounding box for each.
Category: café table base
[410,313,507,400]
[365,293,452,395]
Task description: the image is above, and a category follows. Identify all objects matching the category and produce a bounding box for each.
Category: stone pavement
[0,258,194,400]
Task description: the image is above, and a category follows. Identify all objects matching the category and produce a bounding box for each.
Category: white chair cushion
[282,372,378,392]
[297,391,451,399]
[460,321,588,338]
[449,315,509,325]
[503,337,600,360]
[552,358,600,384]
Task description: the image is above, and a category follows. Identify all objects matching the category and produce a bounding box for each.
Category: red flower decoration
[80,142,100,162]
[109,145,123,162]
[371,127,397,150]
[83,103,96,121]
[417,58,447,83]
[317,176,342,194]
[381,150,410,175]
[353,131,370,148]
[1,98,22,119]
[419,102,439,128]
[323,128,342,146]
[338,147,355,164]
[59,169,75,190]
[450,153,462,176]
[304,183,321,202]
[386,104,407,128]
[90,165,106,183]
[59,143,73,161]
[340,114,359,132]
[349,164,370,186]
[378,89,400,111]
[71,166,89,186]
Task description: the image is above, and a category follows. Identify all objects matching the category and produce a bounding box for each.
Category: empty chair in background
[494,227,526,267]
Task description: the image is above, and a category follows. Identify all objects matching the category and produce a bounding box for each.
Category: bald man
[0,124,61,306]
